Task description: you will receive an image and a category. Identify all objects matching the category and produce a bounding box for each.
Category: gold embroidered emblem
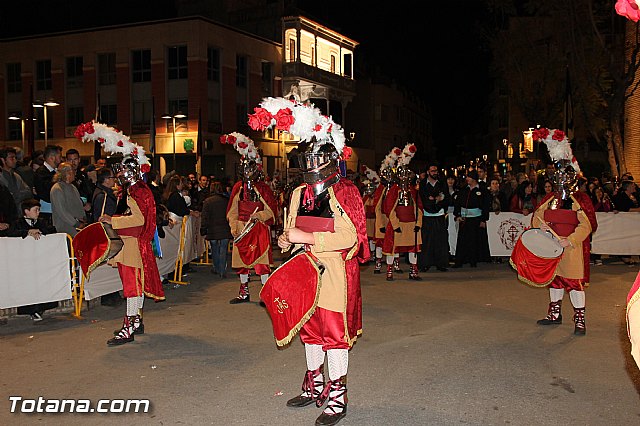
[274,297,289,314]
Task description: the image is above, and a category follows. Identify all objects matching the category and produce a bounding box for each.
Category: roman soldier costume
[250,97,368,426]
[221,133,277,304]
[372,147,401,274]
[74,122,164,346]
[528,128,596,335]
[361,165,379,261]
[382,143,423,281]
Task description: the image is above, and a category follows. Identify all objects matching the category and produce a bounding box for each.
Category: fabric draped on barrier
[447,211,640,256]
[0,234,72,309]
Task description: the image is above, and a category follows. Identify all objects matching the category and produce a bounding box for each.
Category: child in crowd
[8,198,58,321]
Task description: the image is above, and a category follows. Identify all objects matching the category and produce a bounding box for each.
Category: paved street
[2,257,640,425]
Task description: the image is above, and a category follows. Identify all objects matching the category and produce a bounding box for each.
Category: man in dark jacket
[418,163,451,272]
[452,170,490,268]
[200,181,233,278]
[33,145,61,227]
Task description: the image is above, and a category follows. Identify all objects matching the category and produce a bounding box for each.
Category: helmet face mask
[551,160,578,201]
[112,156,141,187]
[298,143,340,195]
[238,158,262,183]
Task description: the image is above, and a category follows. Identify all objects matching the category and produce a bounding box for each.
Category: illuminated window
[289,39,296,62]
[330,55,336,73]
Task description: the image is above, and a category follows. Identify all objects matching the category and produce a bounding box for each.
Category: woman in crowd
[593,186,615,213]
[50,162,87,237]
[162,174,191,218]
[509,180,538,216]
[542,179,554,196]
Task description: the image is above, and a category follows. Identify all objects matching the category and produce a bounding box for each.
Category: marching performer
[372,148,401,274]
[222,133,277,304]
[528,128,597,335]
[250,97,369,426]
[361,165,379,262]
[382,143,423,281]
[74,122,164,346]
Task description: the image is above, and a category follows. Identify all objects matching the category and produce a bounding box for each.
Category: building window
[7,63,21,93]
[261,61,273,94]
[100,104,118,126]
[289,38,296,62]
[330,55,336,74]
[132,49,151,83]
[67,106,84,126]
[36,59,52,91]
[207,47,220,82]
[208,98,221,125]
[7,110,21,140]
[132,100,153,126]
[168,45,188,80]
[98,53,116,86]
[310,46,315,67]
[236,103,248,130]
[236,55,247,88]
[66,56,83,89]
[343,53,352,78]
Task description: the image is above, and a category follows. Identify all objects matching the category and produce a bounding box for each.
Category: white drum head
[521,228,564,259]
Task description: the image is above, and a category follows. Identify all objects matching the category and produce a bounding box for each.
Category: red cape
[226,181,278,225]
[129,181,164,301]
[332,179,369,343]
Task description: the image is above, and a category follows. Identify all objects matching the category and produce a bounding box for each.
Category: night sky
[298,1,492,159]
[2,0,491,160]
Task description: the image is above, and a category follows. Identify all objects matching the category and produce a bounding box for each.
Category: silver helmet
[549,159,579,207]
[298,142,341,197]
[112,156,141,187]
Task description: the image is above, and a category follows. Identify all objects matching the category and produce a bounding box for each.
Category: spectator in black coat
[0,182,18,237]
[200,181,233,278]
[91,168,118,222]
[33,145,61,227]
[162,174,191,218]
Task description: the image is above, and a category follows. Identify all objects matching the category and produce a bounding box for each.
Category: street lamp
[33,99,59,145]
[8,114,36,152]
[161,111,186,170]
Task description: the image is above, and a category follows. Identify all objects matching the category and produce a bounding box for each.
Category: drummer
[222,133,278,305]
[530,128,597,335]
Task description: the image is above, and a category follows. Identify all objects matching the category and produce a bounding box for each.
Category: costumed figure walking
[372,147,401,274]
[361,165,380,262]
[382,143,423,281]
[512,128,597,335]
[252,97,369,426]
[74,122,164,346]
[222,133,277,304]
[452,169,490,268]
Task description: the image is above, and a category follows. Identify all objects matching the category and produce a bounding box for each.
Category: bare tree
[487,0,640,177]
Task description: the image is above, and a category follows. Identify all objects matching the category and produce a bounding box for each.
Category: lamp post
[32,99,59,145]
[161,111,186,171]
[8,114,36,152]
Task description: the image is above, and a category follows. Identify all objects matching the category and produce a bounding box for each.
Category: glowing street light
[161,111,187,170]
[32,99,59,145]
[8,113,36,152]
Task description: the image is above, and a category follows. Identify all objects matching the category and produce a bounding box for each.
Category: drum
[509,228,564,287]
[260,250,325,346]
[73,222,124,278]
[233,219,270,267]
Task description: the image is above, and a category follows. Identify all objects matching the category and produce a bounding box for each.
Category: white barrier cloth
[0,233,72,309]
[592,212,640,255]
